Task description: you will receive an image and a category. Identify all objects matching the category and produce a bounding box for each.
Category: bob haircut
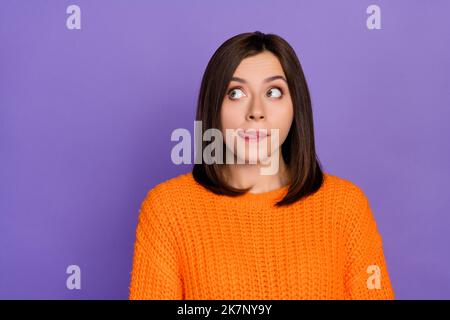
[193,31,324,207]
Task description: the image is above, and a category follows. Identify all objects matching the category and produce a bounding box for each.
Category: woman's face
[220,51,294,165]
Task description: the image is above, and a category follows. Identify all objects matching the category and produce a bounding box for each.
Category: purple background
[1,0,449,299]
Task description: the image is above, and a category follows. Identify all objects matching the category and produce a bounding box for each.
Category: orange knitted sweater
[129,172,394,300]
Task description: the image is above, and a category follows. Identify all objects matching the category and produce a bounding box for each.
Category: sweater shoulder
[150,172,194,194]
[322,173,370,209]
[141,172,202,211]
[320,174,375,238]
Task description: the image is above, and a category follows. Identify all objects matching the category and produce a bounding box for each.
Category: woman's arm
[129,189,184,300]
[343,186,395,300]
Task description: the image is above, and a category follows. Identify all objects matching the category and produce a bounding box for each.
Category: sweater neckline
[239,184,289,202]
[186,172,289,204]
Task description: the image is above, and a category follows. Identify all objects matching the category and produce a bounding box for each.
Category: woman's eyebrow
[230,75,287,84]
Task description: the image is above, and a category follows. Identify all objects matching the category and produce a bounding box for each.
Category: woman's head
[193,31,324,206]
[220,50,294,166]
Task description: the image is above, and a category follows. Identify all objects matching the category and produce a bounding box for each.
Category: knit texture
[129,172,395,300]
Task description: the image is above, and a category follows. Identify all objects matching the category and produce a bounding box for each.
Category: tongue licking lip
[238,129,269,140]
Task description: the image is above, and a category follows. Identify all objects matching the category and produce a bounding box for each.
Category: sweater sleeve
[129,189,184,300]
[343,188,395,300]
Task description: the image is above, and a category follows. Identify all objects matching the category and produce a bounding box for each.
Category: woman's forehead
[233,52,285,77]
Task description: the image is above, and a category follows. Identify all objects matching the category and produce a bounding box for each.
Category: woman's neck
[222,155,290,194]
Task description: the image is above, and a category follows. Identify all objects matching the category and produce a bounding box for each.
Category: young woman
[129,31,395,300]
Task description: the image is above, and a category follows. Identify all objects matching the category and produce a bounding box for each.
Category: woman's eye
[228,88,246,100]
[266,87,283,98]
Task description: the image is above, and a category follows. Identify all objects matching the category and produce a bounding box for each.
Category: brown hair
[192,31,324,207]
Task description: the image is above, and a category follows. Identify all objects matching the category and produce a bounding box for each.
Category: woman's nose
[246,99,265,121]
[247,113,265,121]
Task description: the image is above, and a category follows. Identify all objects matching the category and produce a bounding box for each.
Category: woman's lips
[237,129,269,141]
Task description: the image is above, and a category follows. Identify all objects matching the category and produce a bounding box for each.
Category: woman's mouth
[237,129,269,142]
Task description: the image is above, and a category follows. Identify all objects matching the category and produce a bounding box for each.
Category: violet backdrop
[1,0,449,299]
